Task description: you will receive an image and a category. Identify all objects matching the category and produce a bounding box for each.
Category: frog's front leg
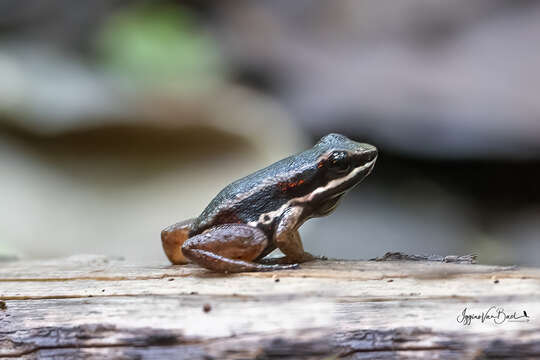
[274,206,316,263]
[182,224,299,273]
[161,218,195,265]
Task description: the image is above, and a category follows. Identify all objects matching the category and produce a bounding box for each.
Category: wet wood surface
[1,255,539,359]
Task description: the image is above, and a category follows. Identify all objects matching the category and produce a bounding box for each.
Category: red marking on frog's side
[278,179,305,193]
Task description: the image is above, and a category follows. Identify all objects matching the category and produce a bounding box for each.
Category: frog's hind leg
[182,224,299,273]
[161,218,195,265]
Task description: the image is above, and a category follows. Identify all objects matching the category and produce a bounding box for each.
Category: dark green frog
[161,133,377,273]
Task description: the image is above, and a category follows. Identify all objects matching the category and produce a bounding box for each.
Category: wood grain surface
[1,255,539,359]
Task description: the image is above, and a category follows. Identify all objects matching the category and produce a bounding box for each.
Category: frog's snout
[364,145,378,162]
[354,143,378,165]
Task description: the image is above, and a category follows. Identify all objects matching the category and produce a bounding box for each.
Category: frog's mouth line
[306,156,377,202]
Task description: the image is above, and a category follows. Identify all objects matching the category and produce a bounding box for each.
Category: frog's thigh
[161,218,195,265]
[182,224,297,273]
[274,207,314,263]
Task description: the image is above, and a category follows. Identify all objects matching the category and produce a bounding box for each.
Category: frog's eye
[328,151,350,172]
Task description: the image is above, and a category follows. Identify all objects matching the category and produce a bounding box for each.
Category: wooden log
[0,255,539,358]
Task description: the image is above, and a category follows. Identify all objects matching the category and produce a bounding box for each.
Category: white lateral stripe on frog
[249,158,376,227]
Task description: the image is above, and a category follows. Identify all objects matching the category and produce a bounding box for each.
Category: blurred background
[1,0,539,265]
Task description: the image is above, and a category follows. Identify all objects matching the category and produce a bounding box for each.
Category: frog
[161,133,377,273]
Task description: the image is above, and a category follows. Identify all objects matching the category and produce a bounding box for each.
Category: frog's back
[191,152,318,235]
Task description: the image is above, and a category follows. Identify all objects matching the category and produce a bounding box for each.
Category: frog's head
[306,133,377,216]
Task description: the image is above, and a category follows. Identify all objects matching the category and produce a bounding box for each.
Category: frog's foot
[161,219,195,265]
[259,252,318,265]
[182,224,299,273]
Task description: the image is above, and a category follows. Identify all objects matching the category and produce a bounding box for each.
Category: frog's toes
[273,263,300,271]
